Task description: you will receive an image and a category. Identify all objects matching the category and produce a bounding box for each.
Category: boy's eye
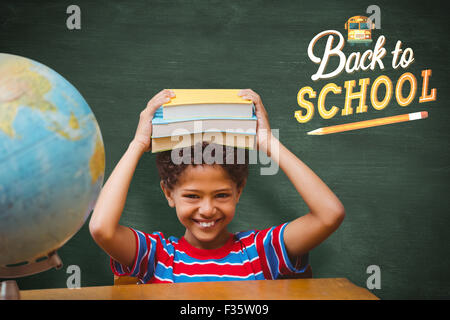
[216,193,230,198]
[182,193,230,199]
[184,194,200,199]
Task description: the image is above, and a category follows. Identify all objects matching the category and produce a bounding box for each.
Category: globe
[0,53,105,271]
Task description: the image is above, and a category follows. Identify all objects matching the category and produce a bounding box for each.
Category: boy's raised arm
[238,89,345,262]
[89,89,175,268]
[271,138,345,260]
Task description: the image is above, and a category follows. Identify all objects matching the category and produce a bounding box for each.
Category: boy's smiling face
[161,164,245,250]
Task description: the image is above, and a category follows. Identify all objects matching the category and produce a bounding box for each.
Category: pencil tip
[307,129,321,135]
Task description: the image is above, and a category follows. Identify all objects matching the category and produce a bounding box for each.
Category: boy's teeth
[199,221,215,227]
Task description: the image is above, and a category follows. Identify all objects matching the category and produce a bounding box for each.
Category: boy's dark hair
[156,142,249,190]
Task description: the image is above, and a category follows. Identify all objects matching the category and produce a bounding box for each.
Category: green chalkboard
[1,0,449,299]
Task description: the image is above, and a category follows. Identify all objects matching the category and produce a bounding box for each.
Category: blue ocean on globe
[0,53,105,268]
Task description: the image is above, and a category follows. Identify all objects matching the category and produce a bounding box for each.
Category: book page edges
[151,133,255,153]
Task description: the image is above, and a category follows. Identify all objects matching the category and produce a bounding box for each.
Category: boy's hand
[132,89,176,152]
[238,89,273,155]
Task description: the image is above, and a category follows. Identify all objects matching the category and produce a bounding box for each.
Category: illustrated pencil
[307,111,428,135]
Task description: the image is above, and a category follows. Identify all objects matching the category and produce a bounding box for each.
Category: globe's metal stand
[0,281,20,300]
[0,251,63,300]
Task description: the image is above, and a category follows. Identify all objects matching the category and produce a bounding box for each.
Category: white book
[163,103,254,120]
[152,116,257,138]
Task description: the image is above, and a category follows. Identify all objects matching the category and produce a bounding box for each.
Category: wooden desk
[20,278,378,300]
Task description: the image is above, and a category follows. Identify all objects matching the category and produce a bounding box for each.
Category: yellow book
[164,89,251,106]
[163,89,254,120]
[151,131,255,153]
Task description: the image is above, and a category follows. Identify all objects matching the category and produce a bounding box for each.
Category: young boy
[89,89,345,284]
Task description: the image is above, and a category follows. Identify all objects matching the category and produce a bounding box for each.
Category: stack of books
[151,89,257,152]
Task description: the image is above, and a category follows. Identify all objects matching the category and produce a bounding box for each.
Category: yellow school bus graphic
[345,16,374,44]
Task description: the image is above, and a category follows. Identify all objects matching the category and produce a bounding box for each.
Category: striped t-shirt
[110,222,309,284]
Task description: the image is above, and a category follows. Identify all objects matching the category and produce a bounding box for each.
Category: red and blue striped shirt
[110,222,309,284]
